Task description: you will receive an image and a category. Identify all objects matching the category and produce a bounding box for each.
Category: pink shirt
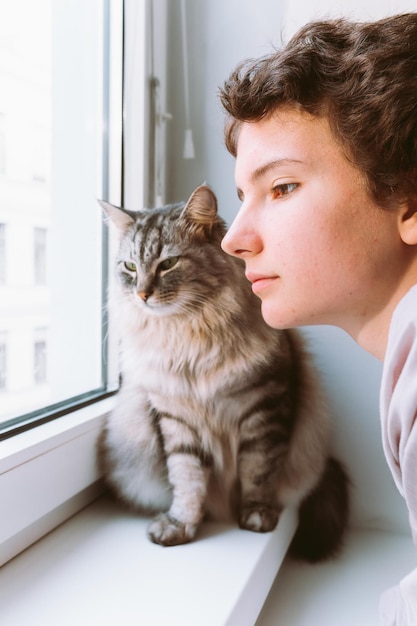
[379,284,417,625]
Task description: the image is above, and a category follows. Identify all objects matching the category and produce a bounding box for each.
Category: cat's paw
[239,504,280,533]
[147,513,197,546]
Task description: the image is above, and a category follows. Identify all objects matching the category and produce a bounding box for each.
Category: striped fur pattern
[99,185,349,558]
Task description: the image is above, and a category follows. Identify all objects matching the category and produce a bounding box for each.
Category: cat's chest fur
[118,296,266,432]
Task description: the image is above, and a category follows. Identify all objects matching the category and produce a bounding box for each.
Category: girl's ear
[398,197,417,245]
[99,199,136,233]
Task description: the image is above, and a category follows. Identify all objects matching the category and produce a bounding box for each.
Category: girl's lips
[246,272,279,294]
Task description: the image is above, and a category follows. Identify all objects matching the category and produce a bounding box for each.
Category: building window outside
[34,332,47,385]
[34,227,47,286]
[0,131,5,176]
[0,334,6,390]
[0,223,5,284]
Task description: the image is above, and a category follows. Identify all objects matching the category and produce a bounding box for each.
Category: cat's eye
[124,261,137,272]
[158,256,179,272]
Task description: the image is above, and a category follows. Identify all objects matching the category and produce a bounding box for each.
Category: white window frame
[0,397,114,566]
[0,0,150,567]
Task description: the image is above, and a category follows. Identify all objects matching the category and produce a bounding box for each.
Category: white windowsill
[0,397,298,625]
[1,400,415,625]
[0,396,116,566]
[0,495,298,626]
[256,528,416,626]
[1,495,415,626]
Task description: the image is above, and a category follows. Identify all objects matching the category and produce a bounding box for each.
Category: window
[0,0,123,436]
[34,329,48,385]
[0,332,6,390]
[34,227,47,286]
[0,223,5,284]
[0,0,148,568]
[0,134,5,177]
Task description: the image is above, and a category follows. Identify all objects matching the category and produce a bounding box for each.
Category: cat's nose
[138,291,150,302]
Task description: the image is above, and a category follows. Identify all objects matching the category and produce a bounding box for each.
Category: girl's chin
[260,301,302,330]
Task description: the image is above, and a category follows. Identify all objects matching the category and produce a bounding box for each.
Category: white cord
[180,0,195,159]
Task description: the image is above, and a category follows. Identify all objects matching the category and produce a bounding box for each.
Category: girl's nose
[221,210,262,259]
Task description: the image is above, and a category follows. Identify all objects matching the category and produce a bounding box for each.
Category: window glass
[0,0,118,430]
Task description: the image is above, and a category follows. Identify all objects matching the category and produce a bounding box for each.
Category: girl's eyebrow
[250,158,303,183]
[236,158,303,200]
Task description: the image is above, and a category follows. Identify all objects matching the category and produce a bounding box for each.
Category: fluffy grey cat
[98,185,349,561]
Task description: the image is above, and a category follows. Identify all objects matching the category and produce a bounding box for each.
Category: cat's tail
[289,456,350,563]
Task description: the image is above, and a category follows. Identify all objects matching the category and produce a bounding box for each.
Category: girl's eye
[272,182,299,199]
[124,261,137,272]
[159,256,179,272]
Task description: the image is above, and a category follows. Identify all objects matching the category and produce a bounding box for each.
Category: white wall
[164,0,415,534]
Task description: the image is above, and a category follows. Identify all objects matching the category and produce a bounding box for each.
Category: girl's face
[221,109,409,346]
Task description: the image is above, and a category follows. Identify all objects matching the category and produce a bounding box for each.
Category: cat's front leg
[237,416,285,533]
[147,414,211,547]
[239,501,282,533]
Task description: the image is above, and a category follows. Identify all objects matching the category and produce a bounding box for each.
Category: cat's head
[100,185,236,317]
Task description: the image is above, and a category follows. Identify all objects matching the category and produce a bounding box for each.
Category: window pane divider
[0,387,118,442]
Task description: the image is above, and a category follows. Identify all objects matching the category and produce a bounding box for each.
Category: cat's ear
[181,185,222,237]
[99,199,136,232]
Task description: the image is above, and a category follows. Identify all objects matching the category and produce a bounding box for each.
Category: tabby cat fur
[98,184,349,561]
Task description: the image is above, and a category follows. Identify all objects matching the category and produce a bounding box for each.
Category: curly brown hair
[219,14,417,209]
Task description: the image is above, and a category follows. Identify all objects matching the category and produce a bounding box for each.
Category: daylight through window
[0,0,121,433]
